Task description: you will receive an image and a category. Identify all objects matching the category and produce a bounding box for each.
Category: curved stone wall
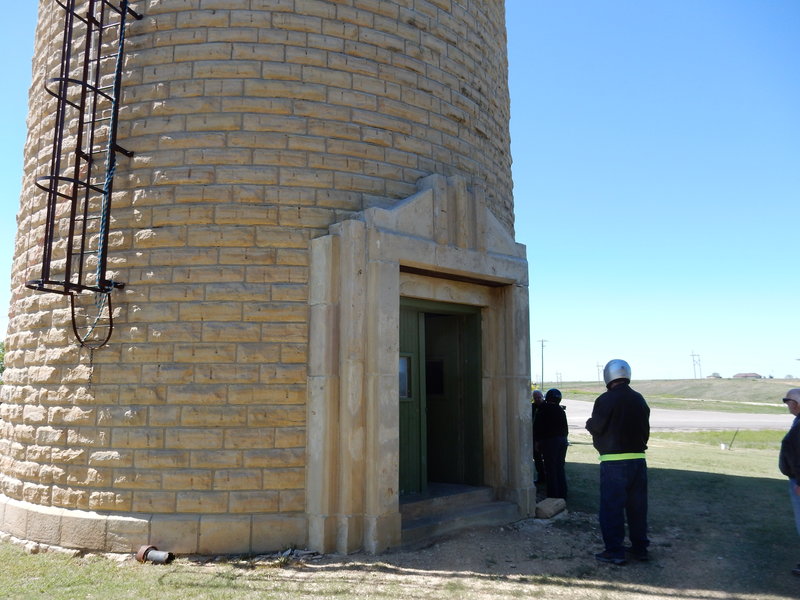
[1,0,514,554]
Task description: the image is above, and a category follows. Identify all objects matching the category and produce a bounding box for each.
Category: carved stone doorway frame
[306,175,533,554]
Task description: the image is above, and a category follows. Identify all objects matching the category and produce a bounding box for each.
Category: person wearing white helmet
[585,359,651,565]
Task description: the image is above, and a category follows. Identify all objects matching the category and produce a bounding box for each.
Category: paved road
[562,399,792,431]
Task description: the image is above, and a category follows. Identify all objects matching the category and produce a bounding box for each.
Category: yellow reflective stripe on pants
[599,453,646,462]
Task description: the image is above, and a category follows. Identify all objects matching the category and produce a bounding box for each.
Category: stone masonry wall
[1,0,512,552]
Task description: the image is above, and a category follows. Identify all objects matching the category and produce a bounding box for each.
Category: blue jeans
[790,479,800,537]
[599,459,649,557]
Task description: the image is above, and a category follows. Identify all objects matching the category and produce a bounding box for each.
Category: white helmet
[603,359,631,387]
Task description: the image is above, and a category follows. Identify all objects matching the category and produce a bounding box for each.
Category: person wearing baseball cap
[779,388,800,576]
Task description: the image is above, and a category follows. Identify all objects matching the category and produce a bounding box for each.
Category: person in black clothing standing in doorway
[586,359,650,565]
[531,389,545,485]
[533,388,568,499]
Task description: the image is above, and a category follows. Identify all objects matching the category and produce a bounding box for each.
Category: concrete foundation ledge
[0,494,307,555]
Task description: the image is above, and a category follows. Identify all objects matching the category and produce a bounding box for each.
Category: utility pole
[538,339,547,389]
[690,351,702,379]
[596,362,603,383]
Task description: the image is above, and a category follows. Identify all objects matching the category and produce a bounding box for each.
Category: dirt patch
[231,508,786,600]
[365,512,611,578]
[200,511,714,600]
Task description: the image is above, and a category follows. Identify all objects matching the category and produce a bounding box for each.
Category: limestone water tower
[1,0,531,555]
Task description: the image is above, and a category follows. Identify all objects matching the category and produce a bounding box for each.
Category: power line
[537,339,547,389]
[690,351,702,379]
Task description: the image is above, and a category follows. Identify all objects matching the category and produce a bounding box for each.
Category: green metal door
[399,299,482,495]
[399,305,426,495]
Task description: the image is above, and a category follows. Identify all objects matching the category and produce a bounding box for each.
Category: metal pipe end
[135,544,175,564]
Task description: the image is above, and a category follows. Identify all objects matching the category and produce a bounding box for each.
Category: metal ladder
[25,0,141,348]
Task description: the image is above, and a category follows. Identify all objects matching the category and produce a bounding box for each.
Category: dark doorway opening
[399,299,482,497]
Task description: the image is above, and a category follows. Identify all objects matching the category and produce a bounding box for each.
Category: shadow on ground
[272,461,799,600]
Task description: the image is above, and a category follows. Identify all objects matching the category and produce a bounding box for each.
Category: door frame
[306,175,533,554]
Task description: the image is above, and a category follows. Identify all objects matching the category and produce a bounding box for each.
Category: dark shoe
[792,565,800,577]
[595,551,626,565]
[624,546,650,561]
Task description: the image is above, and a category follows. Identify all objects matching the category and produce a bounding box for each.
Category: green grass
[0,550,154,599]
[0,550,350,600]
[555,377,796,405]
[647,397,786,413]
[549,377,795,414]
[651,428,785,449]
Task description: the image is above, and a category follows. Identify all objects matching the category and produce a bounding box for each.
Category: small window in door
[399,355,411,398]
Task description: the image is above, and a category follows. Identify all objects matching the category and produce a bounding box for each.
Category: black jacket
[586,383,650,455]
[779,416,800,479]
[534,401,568,440]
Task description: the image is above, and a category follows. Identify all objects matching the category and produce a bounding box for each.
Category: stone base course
[0,494,305,555]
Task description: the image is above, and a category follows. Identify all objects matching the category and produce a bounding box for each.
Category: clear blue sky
[1,2,798,382]
[508,0,800,382]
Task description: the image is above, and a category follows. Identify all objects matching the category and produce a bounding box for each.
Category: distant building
[733,373,762,379]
